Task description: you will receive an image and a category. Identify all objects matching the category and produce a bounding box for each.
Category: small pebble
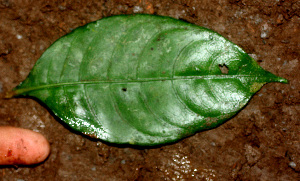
[260,31,268,39]
[133,6,143,13]
[16,34,23,39]
[58,5,66,10]
[289,162,296,168]
[121,160,126,164]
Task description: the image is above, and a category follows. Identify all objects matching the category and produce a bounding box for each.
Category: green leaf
[9,14,287,146]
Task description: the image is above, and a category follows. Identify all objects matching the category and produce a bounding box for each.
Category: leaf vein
[136,27,189,79]
[107,84,153,137]
[15,75,263,95]
[83,84,106,135]
[78,29,98,81]
[140,83,186,129]
[171,79,197,116]
[59,34,80,82]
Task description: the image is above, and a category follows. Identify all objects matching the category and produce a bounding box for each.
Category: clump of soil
[0,0,299,180]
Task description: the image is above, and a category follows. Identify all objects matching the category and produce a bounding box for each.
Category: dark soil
[0,0,299,180]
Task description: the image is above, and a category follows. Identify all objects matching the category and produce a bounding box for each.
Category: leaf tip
[276,76,288,84]
[265,71,288,84]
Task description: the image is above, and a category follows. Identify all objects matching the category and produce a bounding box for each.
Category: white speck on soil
[16,34,23,39]
[289,162,296,168]
[58,5,66,10]
[254,14,262,24]
[133,6,143,13]
[260,31,268,39]
[260,23,271,38]
[39,44,45,51]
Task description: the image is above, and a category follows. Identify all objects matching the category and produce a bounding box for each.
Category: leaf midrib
[16,74,260,95]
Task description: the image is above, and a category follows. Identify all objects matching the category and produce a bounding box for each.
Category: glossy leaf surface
[11,14,287,146]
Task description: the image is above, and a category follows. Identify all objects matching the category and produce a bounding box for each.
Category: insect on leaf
[8,14,288,146]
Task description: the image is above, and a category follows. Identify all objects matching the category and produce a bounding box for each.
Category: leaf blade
[12,14,287,146]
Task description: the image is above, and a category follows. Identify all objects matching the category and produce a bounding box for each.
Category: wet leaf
[9,14,287,146]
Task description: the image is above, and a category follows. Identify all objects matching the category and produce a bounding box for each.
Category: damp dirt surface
[0,0,299,180]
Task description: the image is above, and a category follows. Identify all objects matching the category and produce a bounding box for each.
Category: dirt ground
[0,0,299,180]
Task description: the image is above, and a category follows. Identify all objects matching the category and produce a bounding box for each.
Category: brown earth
[0,0,299,180]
